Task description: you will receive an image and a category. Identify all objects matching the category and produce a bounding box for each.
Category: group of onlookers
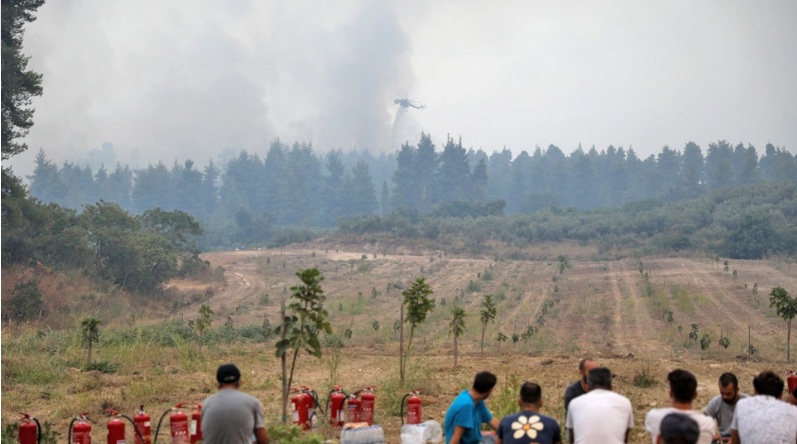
[443,360,797,444]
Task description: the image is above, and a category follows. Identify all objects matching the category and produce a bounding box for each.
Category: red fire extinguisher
[189,404,202,444]
[70,414,92,444]
[134,406,151,444]
[106,412,126,444]
[787,370,797,394]
[19,414,41,444]
[169,407,190,444]
[328,386,347,426]
[359,386,376,425]
[401,390,422,425]
[291,388,311,430]
[346,394,361,423]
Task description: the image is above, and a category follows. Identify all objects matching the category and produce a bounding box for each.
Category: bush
[266,424,324,444]
[85,360,117,374]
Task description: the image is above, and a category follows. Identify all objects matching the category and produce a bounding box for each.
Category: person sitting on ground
[496,382,561,444]
[703,372,747,441]
[645,369,718,444]
[730,370,797,444]
[657,413,700,444]
[565,367,633,444]
[445,371,500,444]
[201,363,270,444]
[563,358,599,415]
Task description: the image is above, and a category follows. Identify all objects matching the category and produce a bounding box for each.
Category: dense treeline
[2,171,206,298]
[29,138,797,232]
[340,182,797,260]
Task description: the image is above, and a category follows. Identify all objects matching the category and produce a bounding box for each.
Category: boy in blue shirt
[496,382,561,444]
[445,371,500,444]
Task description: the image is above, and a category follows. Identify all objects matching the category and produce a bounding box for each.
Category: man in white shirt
[703,372,747,441]
[645,369,718,444]
[730,370,797,444]
[565,367,633,444]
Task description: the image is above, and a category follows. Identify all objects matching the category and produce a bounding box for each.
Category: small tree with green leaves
[497,332,507,348]
[688,324,699,343]
[557,255,571,274]
[449,307,466,368]
[275,269,332,421]
[400,277,435,384]
[81,317,100,365]
[769,287,797,362]
[9,279,43,322]
[723,260,729,273]
[700,333,711,358]
[479,294,497,357]
[718,332,731,349]
[195,304,213,353]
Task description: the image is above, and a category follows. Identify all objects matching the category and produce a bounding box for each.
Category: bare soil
[3,246,797,444]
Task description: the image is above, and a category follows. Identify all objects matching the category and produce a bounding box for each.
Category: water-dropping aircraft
[394,98,426,110]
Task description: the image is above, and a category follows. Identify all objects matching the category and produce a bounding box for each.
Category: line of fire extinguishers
[14,387,424,444]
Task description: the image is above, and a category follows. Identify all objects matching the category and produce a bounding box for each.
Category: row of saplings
[14,385,423,444]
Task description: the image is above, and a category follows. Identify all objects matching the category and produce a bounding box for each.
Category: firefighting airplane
[394,98,426,110]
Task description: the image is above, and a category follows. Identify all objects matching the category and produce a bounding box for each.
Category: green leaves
[403,277,435,326]
[274,268,332,359]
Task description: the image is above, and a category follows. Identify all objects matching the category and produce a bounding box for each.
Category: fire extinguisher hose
[152,408,173,444]
[324,388,350,419]
[67,417,78,444]
[309,390,325,416]
[31,417,42,444]
[120,414,145,444]
[400,393,411,425]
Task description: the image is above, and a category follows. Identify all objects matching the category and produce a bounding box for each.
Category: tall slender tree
[769,287,797,362]
[2,0,46,160]
[449,307,466,368]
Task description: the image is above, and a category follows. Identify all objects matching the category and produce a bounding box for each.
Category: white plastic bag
[400,420,442,444]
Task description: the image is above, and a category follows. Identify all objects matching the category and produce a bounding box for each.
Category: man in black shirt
[563,358,598,415]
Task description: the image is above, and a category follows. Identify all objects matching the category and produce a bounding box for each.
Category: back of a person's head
[519,382,542,405]
[718,372,738,389]
[587,367,612,389]
[473,371,498,394]
[659,413,699,444]
[752,370,784,398]
[578,358,594,372]
[668,369,697,404]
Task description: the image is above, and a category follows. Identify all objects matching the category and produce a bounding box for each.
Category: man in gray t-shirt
[703,372,747,440]
[202,363,270,444]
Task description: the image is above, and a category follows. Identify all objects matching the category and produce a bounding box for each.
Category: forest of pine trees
[29,136,797,232]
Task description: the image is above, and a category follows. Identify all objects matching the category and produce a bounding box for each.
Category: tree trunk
[788,318,792,363]
[480,326,486,357]
[453,335,458,368]
[399,301,405,384]
[281,302,287,423]
[87,340,93,365]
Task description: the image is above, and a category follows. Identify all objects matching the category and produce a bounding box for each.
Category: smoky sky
[9,0,797,175]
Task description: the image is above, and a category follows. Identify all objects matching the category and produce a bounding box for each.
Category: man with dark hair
[445,371,500,444]
[657,413,700,444]
[496,382,561,444]
[645,369,717,444]
[565,367,632,444]
[202,363,270,444]
[703,372,747,441]
[563,358,599,414]
[730,370,797,444]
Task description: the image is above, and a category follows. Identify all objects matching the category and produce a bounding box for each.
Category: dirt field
[3,245,797,444]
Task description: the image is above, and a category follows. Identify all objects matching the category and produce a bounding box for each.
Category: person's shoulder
[645,407,673,423]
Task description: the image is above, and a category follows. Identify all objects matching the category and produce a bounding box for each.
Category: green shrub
[85,360,117,374]
[266,424,324,444]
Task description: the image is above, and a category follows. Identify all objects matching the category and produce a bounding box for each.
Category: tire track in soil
[672,261,757,338]
[615,260,655,355]
[608,262,629,353]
